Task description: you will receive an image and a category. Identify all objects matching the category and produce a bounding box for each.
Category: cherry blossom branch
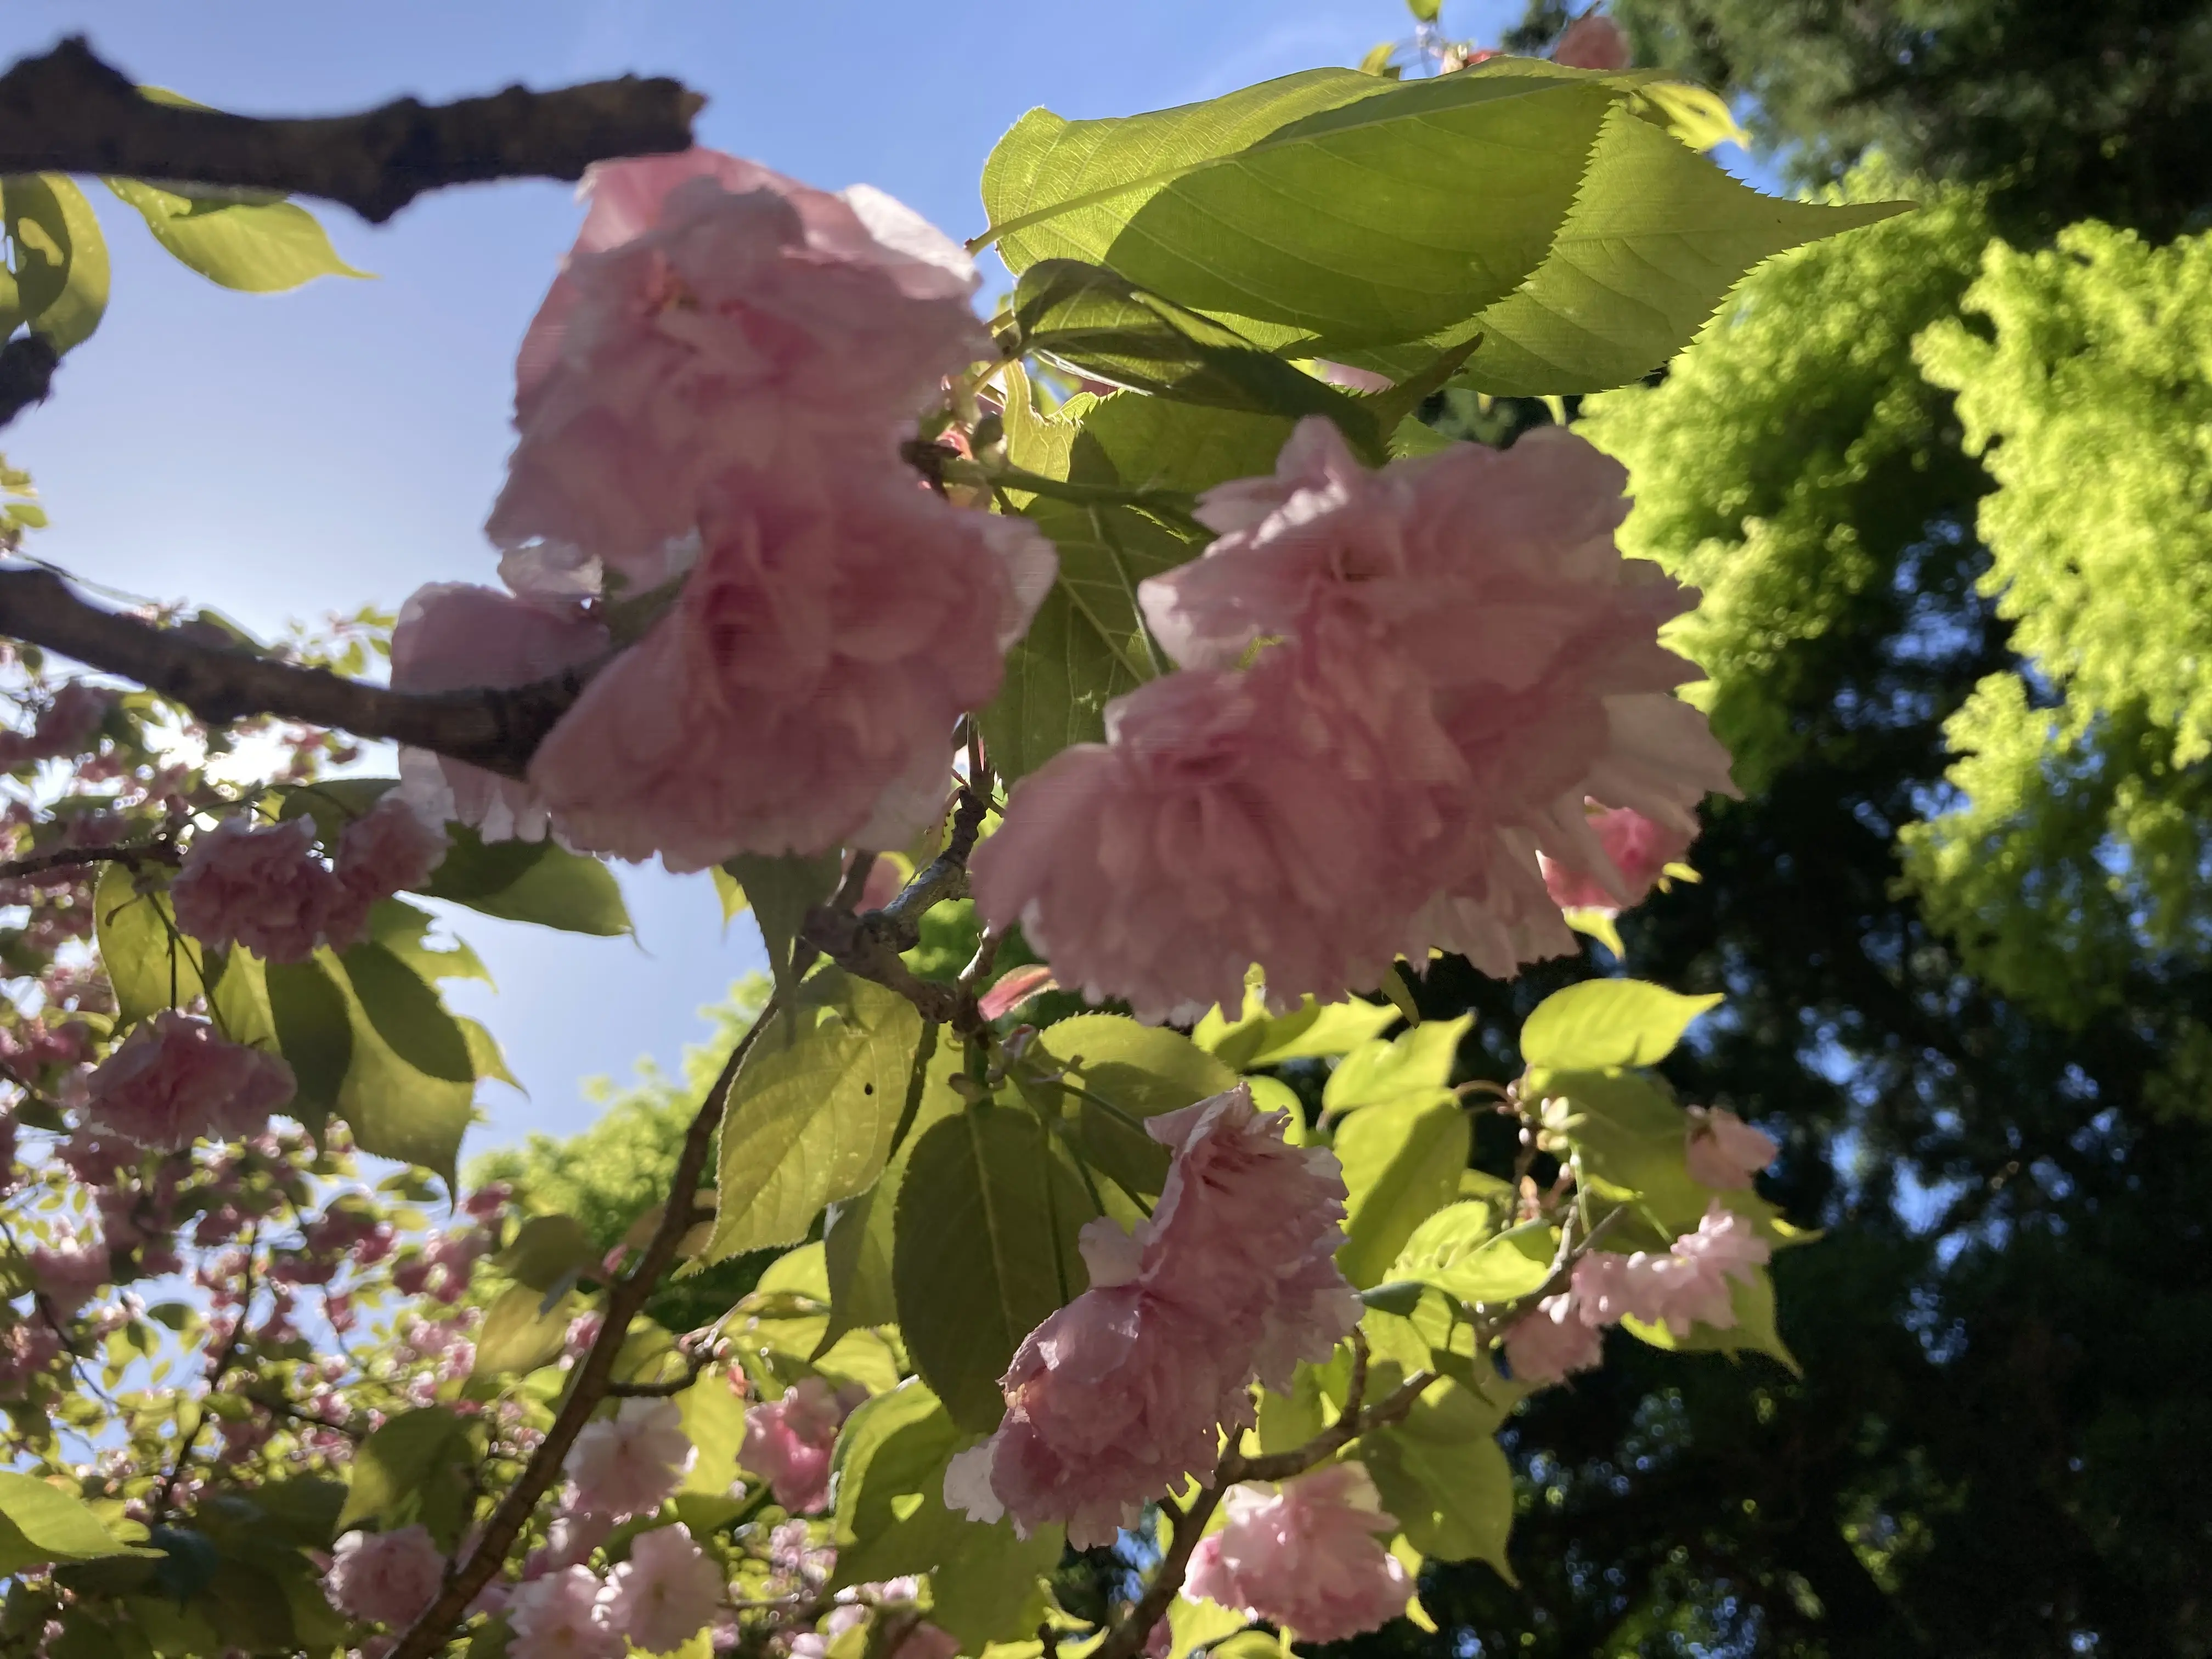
[388,989,782,1659]
[0,567,590,777]
[0,36,701,224]
[0,839,179,882]
[154,1220,258,1515]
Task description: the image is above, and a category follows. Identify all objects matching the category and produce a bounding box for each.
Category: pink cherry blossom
[1183,1463,1411,1642]
[489,149,988,586]
[1684,1106,1779,1190]
[1501,1293,1605,1385]
[1539,804,1694,915]
[602,1523,723,1654]
[564,1398,695,1520]
[740,1378,854,1513]
[84,1012,296,1149]
[27,1239,109,1316]
[1651,1203,1772,1335]
[1550,13,1632,69]
[325,795,451,949]
[388,583,610,844]
[527,471,1052,870]
[977,964,1057,1022]
[527,1505,614,1580]
[323,1526,444,1627]
[506,1565,624,1659]
[170,815,339,963]
[1567,1249,1674,1329]
[0,681,113,769]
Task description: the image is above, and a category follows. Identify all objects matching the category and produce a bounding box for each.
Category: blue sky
[4,0,1541,1153]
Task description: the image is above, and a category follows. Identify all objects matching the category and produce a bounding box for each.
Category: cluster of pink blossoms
[393,148,1053,870]
[562,1396,696,1519]
[170,793,449,963]
[503,1522,723,1659]
[973,419,1736,1022]
[1504,1203,1774,1385]
[1185,1462,1412,1642]
[946,1085,1361,1548]
[742,1375,865,1512]
[82,1009,296,1150]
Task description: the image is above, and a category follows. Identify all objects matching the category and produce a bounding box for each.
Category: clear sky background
[2,0,1707,1158]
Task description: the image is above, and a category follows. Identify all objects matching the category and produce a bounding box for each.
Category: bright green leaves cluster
[2,176,109,351]
[0,1472,157,1575]
[1901,222,2212,1015]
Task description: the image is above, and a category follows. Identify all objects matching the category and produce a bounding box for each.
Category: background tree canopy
[482,5,2212,1652]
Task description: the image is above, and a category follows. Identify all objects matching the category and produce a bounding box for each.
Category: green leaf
[323,950,476,1183]
[1323,1016,1470,1115]
[1357,105,1912,394]
[206,948,278,1051]
[1,176,110,352]
[1361,1380,1518,1578]
[493,1215,600,1291]
[1194,989,1399,1070]
[1405,0,1443,19]
[1029,1013,1240,1198]
[704,972,924,1261]
[361,898,493,988]
[420,825,630,935]
[1006,260,1383,453]
[336,941,473,1083]
[101,177,368,292]
[1334,1094,1470,1288]
[980,67,1622,357]
[335,1407,473,1544]
[263,957,353,1123]
[1390,1205,1556,1305]
[930,1517,1063,1649]
[1525,1066,1711,1238]
[725,852,844,1001]
[1518,979,1720,1070]
[92,864,205,1028]
[0,1473,156,1573]
[677,1373,751,1500]
[892,1107,1096,1431]
[471,1283,576,1378]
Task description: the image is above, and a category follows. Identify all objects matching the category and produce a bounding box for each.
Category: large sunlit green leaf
[1,176,110,351]
[1028,1013,1240,1198]
[1519,978,1720,1071]
[1334,1093,1470,1288]
[1363,1380,1518,1578]
[92,865,204,1029]
[0,1472,157,1574]
[102,177,368,293]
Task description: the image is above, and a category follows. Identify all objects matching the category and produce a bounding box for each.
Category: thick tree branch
[0,337,59,432]
[0,838,177,883]
[0,36,701,224]
[0,566,588,777]
[389,990,780,1659]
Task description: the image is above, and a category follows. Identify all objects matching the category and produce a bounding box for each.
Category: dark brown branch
[0,337,59,432]
[388,990,780,1659]
[1231,1331,1372,1483]
[0,839,177,883]
[0,36,701,224]
[0,566,588,777]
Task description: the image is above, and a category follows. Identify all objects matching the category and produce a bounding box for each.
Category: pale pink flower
[526,1505,613,1578]
[325,795,451,948]
[490,149,987,586]
[27,1239,108,1316]
[564,1398,695,1520]
[1550,13,1632,69]
[1539,804,1694,915]
[506,1565,623,1659]
[1684,1106,1779,1190]
[1183,1463,1410,1642]
[1651,1203,1771,1335]
[1567,1249,1674,1329]
[170,815,340,963]
[323,1526,443,1627]
[84,1012,296,1149]
[388,583,610,844]
[528,471,1052,870]
[602,1523,723,1654]
[740,1378,854,1514]
[1501,1293,1604,1385]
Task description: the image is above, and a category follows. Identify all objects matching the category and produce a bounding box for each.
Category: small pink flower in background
[506,1565,623,1659]
[27,1238,109,1316]
[1684,1106,1779,1190]
[0,681,114,768]
[741,1377,857,1513]
[323,1526,444,1627]
[565,1398,695,1520]
[601,1523,723,1654]
[1550,13,1632,69]
[1653,1203,1772,1335]
[1539,804,1694,915]
[170,815,337,963]
[324,794,452,948]
[84,1012,296,1149]
[528,472,1052,870]
[388,582,611,845]
[1502,1292,1605,1385]
[1184,1462,1412,1642]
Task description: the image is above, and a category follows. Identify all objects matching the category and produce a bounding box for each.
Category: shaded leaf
[335,1408,472,1545]
[1030,1013,1239,1197]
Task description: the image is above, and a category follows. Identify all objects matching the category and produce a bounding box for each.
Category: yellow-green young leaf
[1519,979,1720,1070]
[0,1473,158,1573]
[1632,81,1750,152]
[1324,1016,1470,1115]
[1622,1260,1800,1373]
[493,1215,600,1291]
[1031,1013,1239,1198]
[1358,105,1910,394]
[415,823,631,936]
[92,864,206,1028]
[1334,1094,1471,1288]
[1169,1592,1252,1656]
[891,1108,1097,1431]
[470,1283,576,1378]
[1194,989,1398,1070]
[205,949,278,1050]
[1390,1204,1558,1306]
[981,66,1622,357]
[1,176,110,351]
[726,851,844,998]
[1254,1362,1332,1453]
[1361,1380,1518,1579]
[711,863,749,924]
[334,1408,473,1541]
[101,177,367,292]
[705,972,923,1261]
[678,1372,750,1497]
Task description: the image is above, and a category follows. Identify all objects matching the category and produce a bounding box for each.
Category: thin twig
[0,36,701,224]
[1228,1331,1371,1483]
[387,990,782,1659]
[156,1221,258,1515]
[0,839,179,883]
